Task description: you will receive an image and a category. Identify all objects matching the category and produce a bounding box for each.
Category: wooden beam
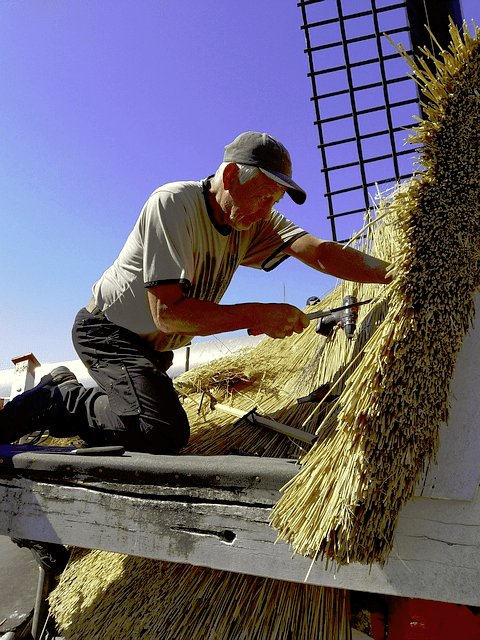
[0,446,479,606]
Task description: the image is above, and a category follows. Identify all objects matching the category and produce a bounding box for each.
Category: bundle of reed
[271,22,480,565]
[50,549,351,640]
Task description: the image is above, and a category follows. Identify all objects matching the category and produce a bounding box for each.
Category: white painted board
[417,292,480,500]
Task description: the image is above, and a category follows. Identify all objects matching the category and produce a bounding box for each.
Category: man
[0,132,390,453]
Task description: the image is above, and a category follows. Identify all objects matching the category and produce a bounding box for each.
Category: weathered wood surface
[1,446,479,606]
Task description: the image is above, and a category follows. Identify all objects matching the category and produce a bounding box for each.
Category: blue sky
[1,1,478,369]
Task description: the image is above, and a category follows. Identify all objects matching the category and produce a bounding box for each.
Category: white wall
[0,335,262,400]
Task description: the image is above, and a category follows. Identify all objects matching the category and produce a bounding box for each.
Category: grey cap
[223,131,307,204]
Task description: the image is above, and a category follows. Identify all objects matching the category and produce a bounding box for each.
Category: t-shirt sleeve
[241,210,307,271]
[140,189,194,290]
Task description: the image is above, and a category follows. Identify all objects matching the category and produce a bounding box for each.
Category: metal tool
[241,409,317,444]
[29,445,126,456]
[247,296,371,337]
[68,446,126,456]
[307,295,372,338]
[211,402,316,445]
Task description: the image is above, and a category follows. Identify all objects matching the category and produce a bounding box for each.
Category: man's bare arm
[147,284,308,340]
[285,233,391,284]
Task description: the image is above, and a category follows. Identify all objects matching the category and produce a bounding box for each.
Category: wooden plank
[0,448,479,606]
[0,447,297,501]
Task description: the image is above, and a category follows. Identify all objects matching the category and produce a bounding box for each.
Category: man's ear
[222,162,239,190]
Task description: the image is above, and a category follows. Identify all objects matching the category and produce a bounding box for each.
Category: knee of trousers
[139,406,190,454]
[91,393,191,454]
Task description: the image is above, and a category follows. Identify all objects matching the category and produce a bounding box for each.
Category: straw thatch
[50,549,351,640]
[271,21,480,565]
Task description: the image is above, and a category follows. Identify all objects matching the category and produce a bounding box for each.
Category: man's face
[226,170,286,231]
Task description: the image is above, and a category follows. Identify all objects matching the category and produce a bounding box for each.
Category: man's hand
[147,284,309,340]
[248,303,309,338]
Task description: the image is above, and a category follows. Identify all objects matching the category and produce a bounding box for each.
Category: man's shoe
[48,366,78,388]
[0,366,79,443]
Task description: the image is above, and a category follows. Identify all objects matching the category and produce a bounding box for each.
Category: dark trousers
[69,307,190,453]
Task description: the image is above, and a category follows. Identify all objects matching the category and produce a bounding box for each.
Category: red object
[387,597,480,640]
[371,611,386,640]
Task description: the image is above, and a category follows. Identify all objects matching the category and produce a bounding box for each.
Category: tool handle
[213,403,252,418]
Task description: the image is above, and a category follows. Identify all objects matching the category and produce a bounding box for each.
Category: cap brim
[259,168,307,205]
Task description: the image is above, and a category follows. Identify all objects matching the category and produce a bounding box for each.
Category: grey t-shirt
[92,179,306,351]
